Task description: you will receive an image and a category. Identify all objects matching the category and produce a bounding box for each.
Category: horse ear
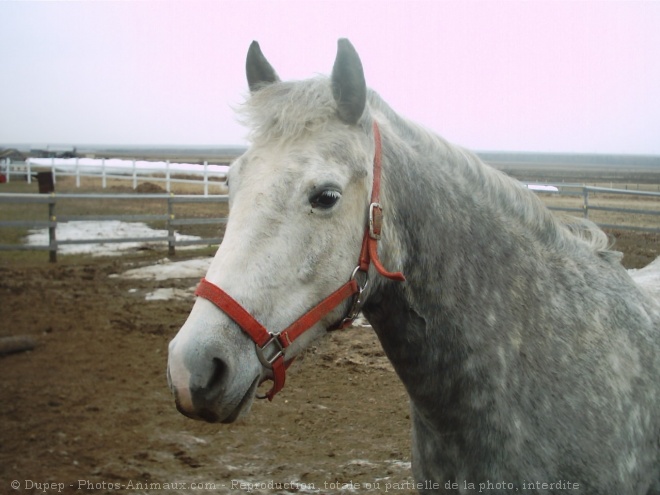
[331,38,366,124]
[246,41,280,92]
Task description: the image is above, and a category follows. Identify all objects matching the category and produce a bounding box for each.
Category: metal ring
[350,266,369,293]
[340,266,370,327]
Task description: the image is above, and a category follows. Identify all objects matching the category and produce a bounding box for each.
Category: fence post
[75,157,80,188]
[102,158,107,188]
[203,160,208,197]
[27,159,32,184]
[166,160,171,193]
[51,157,57,185]
[167,194,175,256]
[48,195,57,263]
[132,159,137,189]
[5,158,10,183]
[582,187,589,219]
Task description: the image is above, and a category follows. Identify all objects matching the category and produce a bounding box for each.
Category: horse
[167,39,660,494]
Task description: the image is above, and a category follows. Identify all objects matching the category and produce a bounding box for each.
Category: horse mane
[457,142,615,258]
[364,90,617,260]
[239,76,617,260]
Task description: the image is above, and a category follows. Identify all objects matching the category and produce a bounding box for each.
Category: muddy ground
[1,230,658,495]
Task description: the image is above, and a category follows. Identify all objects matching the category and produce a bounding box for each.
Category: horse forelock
[238,77,339,145]
[237,77,377,184]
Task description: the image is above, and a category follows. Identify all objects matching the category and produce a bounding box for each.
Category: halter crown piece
[194,121,405,400]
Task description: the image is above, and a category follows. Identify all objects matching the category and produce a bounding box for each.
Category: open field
[0,165,658,495]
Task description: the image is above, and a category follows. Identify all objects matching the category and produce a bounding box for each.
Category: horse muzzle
[166,310,263,423]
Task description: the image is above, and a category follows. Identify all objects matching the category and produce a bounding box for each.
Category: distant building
[29,145,76,158]
[0,148,27,161]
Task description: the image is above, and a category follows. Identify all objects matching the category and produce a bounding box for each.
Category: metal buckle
[255,333,284,369]
[339,266,370,327]
[369,202,383,240]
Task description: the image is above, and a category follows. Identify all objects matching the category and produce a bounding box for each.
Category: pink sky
[1,1,659,154]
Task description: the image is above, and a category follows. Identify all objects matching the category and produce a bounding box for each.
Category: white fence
[0,158,228,196]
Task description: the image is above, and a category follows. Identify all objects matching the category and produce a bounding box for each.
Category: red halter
[194,121,405,400]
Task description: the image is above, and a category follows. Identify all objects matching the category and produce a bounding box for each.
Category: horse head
[167,39,394,423]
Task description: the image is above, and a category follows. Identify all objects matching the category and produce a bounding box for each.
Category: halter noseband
[194,121,405,400]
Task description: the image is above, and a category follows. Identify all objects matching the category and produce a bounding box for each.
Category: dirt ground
[1,230,658,495]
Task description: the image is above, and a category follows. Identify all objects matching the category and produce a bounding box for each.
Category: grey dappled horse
[168,39,660,494]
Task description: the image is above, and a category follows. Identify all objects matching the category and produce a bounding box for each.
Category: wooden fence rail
[0,193,228,262]
[524,183,660,234]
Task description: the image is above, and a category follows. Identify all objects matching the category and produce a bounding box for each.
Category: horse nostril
[205,357,229,395]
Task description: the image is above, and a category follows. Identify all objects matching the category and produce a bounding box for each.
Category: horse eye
[310,189,341,209]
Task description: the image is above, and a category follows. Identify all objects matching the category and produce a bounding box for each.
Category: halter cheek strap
[359,122,405,282]
[195,121,405,401]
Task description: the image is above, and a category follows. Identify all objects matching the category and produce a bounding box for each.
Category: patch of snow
[110,257,210,301]
[25,220,202,256]
[145,287,195,301]
[346,459,379,468]
[352,314,371,328]
[386,460,413,471]
[116,257,211,281]
[527,184,559,192]
[628,256,660,297]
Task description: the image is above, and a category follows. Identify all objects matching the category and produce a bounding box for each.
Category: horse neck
[362,112,595,416]
[372,113,571,297]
